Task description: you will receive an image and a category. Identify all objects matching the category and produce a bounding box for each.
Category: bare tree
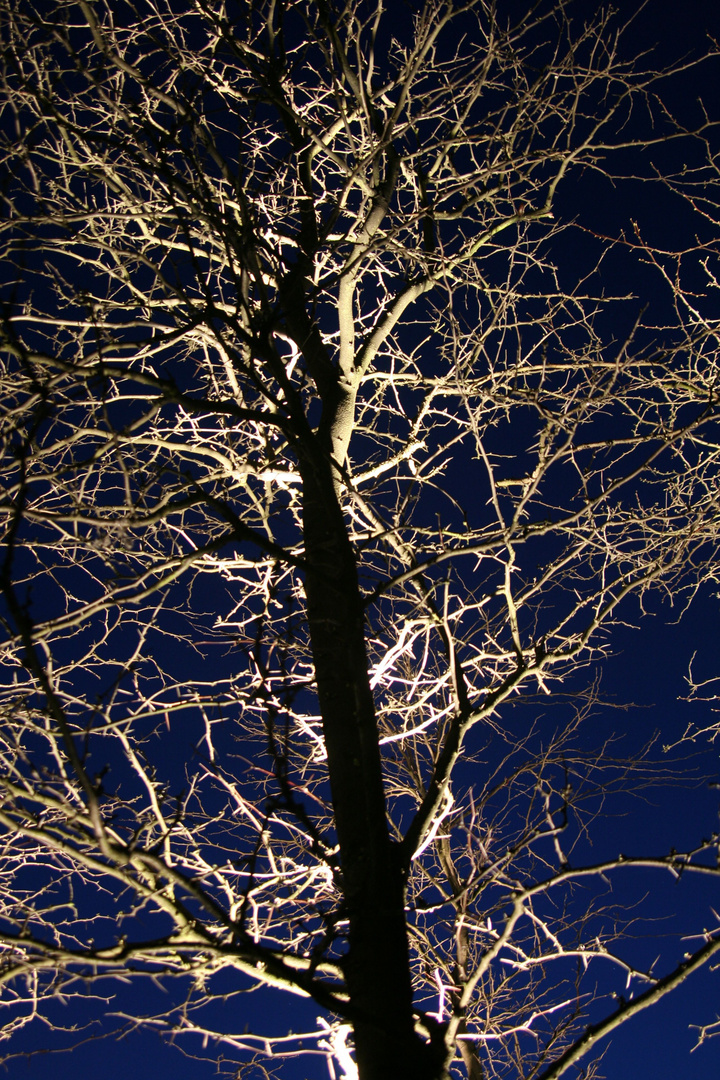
[0,2,719,1078]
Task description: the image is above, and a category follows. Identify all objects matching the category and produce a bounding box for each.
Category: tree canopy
[0,2,719,1079]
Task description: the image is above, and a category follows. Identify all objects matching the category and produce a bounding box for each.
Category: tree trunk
[300,455,446,1080]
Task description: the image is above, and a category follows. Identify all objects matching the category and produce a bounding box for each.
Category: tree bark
[300,452,445,1080]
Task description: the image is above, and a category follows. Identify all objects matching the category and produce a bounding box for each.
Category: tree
[0,1,719,1078]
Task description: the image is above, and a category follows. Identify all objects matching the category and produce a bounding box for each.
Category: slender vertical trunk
[300,455,444,1080]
